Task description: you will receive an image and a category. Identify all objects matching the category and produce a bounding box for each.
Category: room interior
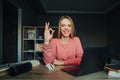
[0,0,120,65]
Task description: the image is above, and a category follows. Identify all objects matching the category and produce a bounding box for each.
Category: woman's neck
[61,37,70,44]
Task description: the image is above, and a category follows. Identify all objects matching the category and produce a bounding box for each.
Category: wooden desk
[0,64,120,80]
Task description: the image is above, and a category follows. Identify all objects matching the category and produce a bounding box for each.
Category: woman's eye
[68,24,71,27]
[61,24,65,27]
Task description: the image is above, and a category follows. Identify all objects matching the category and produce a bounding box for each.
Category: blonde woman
[43,16,83,70]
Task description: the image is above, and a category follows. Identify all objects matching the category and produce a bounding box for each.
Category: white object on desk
[45,64,55,71]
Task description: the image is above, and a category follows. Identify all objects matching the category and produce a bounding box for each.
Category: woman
[43,16,83,69]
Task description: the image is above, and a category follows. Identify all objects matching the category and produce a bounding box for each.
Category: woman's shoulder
[72,36,80,41]
[71,37,82,44]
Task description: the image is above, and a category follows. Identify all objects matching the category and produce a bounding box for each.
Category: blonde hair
[57,16,76,38]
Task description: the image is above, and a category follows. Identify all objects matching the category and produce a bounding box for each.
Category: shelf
[22,26,57,61]
[23,50,35,52]
[24,52,34,60]
[36,39,44,40]
[23,40,34,51]
[23,38,36,40]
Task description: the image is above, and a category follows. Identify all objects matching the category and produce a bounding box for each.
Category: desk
[0,64,120,80]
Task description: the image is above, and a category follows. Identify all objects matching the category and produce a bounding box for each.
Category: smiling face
[60,18,72,38]
[57,16,76,38]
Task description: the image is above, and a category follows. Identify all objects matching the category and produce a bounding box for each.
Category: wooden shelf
[22,26,57,61]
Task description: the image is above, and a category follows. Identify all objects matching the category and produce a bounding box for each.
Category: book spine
[104,67,120,72]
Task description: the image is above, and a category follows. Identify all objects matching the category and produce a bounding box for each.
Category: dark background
[0,0,120,64]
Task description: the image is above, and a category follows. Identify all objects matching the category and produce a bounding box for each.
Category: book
[104,64,120,72]
[108,70,120,77]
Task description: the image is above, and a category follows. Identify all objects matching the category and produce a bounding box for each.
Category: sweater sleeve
[42,39,56,64]
[64,37,83,65]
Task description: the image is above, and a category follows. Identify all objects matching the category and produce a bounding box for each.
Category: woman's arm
[43,39,56,64]
[43,22,55,64]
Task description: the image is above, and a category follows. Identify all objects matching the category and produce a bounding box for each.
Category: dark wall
[1,0,40,64]
[71,15,107,48]
[8,0,40,26]
[107,5,120,60]
[3,0,18,63]
[0,0,3,64]
[3,1,119,63]
[22,0,39,26]
[39,14,108,49]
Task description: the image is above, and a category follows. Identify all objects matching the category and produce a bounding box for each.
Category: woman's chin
[62,35,70,38]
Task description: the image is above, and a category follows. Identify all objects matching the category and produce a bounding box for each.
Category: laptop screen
[61,47,108,76]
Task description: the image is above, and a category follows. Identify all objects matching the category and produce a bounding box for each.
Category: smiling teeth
[64,31,69,34]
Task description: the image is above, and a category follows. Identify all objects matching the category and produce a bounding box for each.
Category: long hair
[57,16,76,38]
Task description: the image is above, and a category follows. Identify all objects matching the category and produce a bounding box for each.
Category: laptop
[61,47,108,76]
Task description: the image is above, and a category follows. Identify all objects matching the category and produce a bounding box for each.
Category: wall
[7,0,40,27]
[72,15,107,48]
[0,0,3,64]
[3,0,18,63]
[39,14,108,49]
[107,5,120,60]
[22,1,39,26]
[2,0,40,63]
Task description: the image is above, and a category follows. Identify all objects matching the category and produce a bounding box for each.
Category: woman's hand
[44,22,54,44]
[53,59,64,66]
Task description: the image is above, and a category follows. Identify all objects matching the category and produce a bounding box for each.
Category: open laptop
[61,47,108,76]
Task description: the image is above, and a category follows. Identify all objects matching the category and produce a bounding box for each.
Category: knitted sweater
[43,37,83,65]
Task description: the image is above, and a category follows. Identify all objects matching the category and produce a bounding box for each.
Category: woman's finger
[45,22,50,31]
[49,28,54,35]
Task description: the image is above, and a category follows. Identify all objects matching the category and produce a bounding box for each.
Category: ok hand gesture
[44,22,54,44]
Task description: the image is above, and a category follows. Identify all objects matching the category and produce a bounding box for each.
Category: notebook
[61,47,108,76]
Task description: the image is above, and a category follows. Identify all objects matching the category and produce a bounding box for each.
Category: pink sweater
[43,37,83,65]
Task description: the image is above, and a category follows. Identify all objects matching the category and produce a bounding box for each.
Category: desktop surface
[0,64,120,80]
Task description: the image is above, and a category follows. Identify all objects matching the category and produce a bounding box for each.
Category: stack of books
[104,64,120,77]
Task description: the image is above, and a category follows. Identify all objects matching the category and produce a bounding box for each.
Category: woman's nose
[65,26,68,29]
